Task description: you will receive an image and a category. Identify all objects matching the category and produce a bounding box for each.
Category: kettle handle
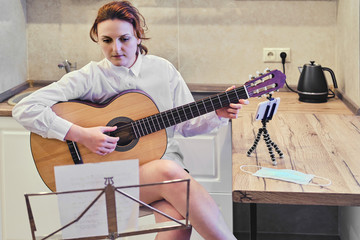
[322,67,338,88]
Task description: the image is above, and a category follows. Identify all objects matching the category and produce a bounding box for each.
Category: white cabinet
[0,117,232,240]
[0,117,61,240]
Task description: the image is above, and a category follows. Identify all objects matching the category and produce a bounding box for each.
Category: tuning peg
[249,75,256,86]
[258,93,267,98]
[264,68,271,73]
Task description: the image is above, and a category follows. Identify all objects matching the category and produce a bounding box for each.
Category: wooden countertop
[0,101,14,116]
[0,87,42,117]
[232,92,360,206]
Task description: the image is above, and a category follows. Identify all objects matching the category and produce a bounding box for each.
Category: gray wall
[0,0,27,94]
[25,0,337,87]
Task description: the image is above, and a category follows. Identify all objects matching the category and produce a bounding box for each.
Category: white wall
[25,0,337,88]
[336,0,360,109]
[337,0,360,239]
[0,0,27,93]
[0,0,27,236]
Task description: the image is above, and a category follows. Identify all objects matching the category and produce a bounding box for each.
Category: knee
[157,160,189,181]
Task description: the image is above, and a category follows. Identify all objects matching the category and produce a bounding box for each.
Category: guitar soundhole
[106,117,139,152]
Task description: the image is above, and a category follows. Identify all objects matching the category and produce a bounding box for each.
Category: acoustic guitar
[30,69,286,191]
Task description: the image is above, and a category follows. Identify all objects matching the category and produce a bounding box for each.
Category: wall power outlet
[263,48,291,63]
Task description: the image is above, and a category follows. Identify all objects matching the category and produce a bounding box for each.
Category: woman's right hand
[65,125,119,156]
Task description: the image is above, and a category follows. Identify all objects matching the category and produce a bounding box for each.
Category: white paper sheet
[54,159,139,239]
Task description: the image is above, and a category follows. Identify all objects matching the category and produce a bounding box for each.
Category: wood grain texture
[232,92,360,206]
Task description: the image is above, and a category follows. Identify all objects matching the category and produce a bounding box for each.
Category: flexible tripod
[247,96,283,165]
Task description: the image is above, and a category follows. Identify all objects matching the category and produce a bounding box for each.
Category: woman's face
[97,19,141,68]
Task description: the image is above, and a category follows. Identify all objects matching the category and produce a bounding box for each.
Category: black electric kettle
[297,61,338,103]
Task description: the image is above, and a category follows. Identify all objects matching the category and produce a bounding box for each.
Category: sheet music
[54,159,139,239]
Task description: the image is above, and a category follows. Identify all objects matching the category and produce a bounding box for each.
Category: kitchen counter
[232,92,360,206]
[238,91,353,115]
[0,101,14,116]
[0,81,47,117]
[0,83,353,117]
[0,85,44,117]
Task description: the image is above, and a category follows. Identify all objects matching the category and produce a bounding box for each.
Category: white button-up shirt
[13,54,228,166]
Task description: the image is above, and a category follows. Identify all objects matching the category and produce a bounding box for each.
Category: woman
[13,1,248,239]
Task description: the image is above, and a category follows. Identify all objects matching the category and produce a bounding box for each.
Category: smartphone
[255,97,280,121]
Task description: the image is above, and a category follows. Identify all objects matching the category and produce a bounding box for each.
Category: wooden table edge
[233,190,360,206]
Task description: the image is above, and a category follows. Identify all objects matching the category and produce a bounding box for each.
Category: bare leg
[152,200,192,240]
[140,159,236,240]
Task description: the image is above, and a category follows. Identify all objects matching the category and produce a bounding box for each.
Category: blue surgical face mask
[240,165,331,186]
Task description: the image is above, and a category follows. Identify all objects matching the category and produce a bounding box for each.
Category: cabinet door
[174,123,232,193]
[0,117,60,240]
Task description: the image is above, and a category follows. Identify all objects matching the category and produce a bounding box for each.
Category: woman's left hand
[215,85,249,119]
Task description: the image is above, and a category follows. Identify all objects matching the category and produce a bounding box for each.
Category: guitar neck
[129,86,247,139]
[117,69,285,139]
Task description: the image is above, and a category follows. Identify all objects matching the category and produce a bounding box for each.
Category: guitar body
[30,91,167,191]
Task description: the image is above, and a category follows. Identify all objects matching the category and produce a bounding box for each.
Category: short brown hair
[90,1,149,54]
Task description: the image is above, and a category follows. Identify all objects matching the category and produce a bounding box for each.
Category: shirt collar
[105,53,142,77]
[129,53,142,77]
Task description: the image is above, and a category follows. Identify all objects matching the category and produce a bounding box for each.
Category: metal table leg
[250,203,257,240]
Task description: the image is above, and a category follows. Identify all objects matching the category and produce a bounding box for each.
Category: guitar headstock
[244,69,286,98]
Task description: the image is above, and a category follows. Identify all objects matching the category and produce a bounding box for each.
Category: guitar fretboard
[129,86,248,139]
[111,69,285,139]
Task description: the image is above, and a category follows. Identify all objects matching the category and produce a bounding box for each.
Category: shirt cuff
[47,117,73,141]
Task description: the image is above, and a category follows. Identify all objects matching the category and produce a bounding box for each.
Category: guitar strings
[112,88,248,139]
[116,88,248,138]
